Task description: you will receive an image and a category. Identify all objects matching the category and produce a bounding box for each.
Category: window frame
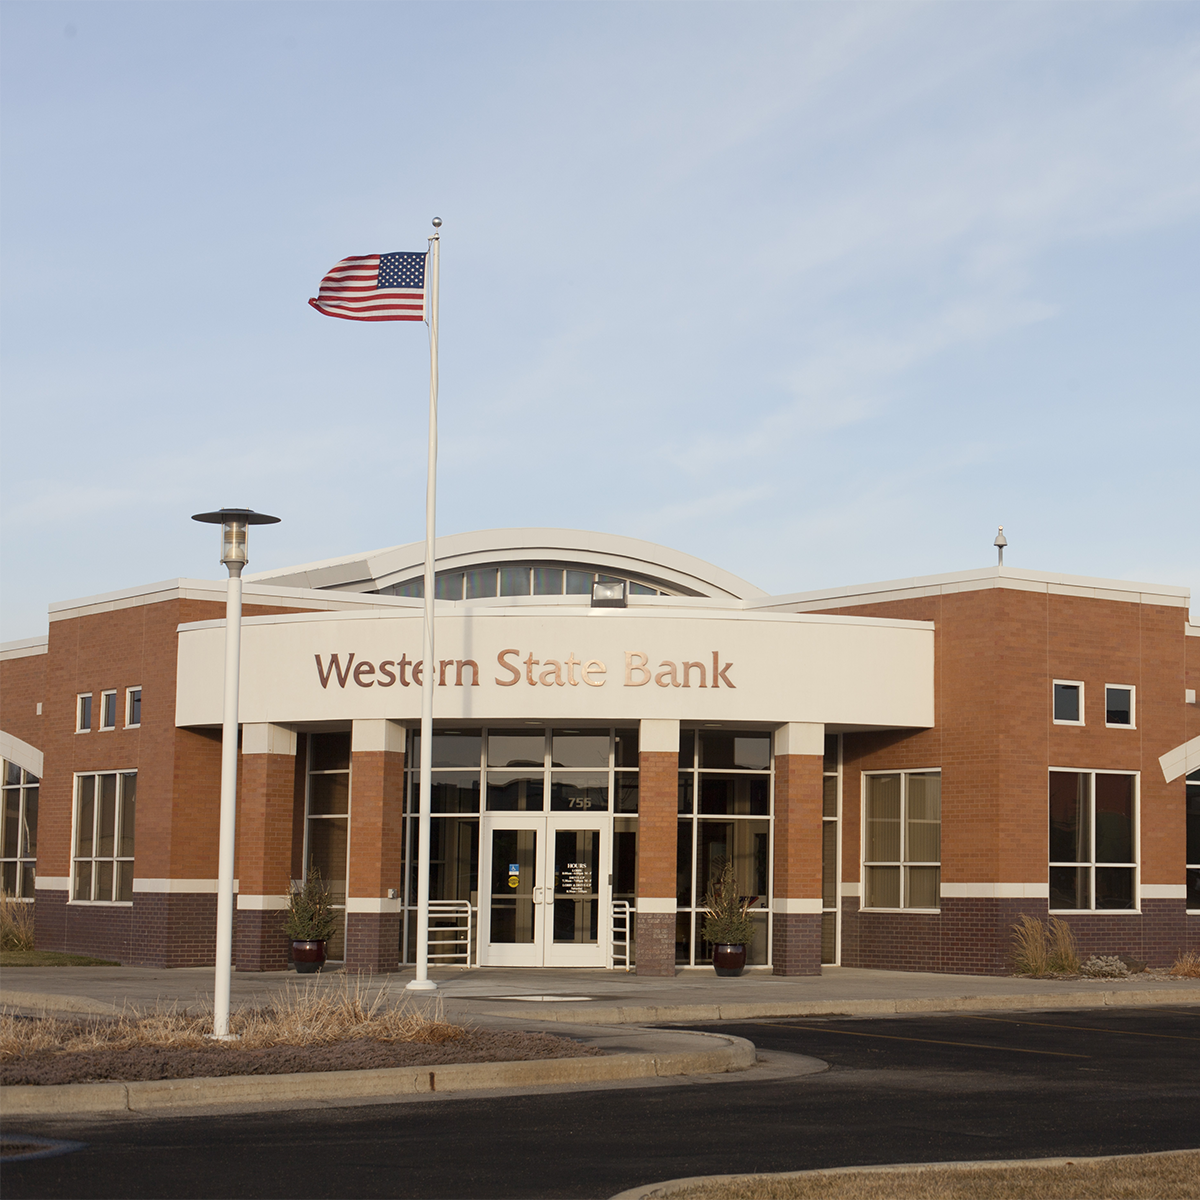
[1048,767,1139,913]
[860,768,942,913]
[76,693,93,733]
[70,770,137,905]
[1104,684,1136,730]
[1186,769,1199,913]
[99,690,118,731]
[1,760,39,899]
[125,686,142,729]
[1052,680,1085,726]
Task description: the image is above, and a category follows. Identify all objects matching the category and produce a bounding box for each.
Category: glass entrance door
[479,815,610,967]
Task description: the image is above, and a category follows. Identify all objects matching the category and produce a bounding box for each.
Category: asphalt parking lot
[4,1006,1198,1199]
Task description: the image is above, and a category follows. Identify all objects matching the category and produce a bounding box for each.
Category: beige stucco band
[351,719,406,754]
[242,723,297,757]
[639,719,680,753]
[773,722,824,757]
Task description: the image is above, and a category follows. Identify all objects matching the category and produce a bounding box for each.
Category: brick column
[772,722,824,976]
[234,724,296,971]
[345,720,405,973]
[636,718,679,977]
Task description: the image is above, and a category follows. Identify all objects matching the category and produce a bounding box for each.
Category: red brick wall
[0,649,47,751]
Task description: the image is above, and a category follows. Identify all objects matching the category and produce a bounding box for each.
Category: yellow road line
[749,1022,1090,1058]
[965,1014,1200,1041]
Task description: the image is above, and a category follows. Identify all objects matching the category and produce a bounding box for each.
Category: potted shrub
[701,858,756,977]
[283,865,340,973]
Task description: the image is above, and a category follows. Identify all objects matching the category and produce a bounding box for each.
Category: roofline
[243,527,766,600]
[0,635,49,661]
[747,565,1191,613]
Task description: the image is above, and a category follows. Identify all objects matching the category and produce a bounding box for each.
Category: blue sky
[2,0,1197,638]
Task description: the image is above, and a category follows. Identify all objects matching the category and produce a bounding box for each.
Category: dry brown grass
[0,977,465,1059]
[0,895,35,952]
[1170,950,1200,978]
[1009,914,1080,976]
[665,1150,1200,1200]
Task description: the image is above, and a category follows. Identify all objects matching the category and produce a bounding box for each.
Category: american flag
[308,252,426,321]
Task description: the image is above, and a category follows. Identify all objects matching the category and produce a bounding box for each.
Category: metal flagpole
[407,217,441,992]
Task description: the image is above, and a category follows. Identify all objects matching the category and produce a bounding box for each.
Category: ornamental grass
[0,894,35,952]
[1008,914,1080,976]
[0,977,464,1060]
[1170,950,1200,978]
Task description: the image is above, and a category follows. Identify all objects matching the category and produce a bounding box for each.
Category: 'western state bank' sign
[175,609,935,729]
[314,649,737,691]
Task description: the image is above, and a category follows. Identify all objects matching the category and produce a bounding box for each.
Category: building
[2,528,1197,976]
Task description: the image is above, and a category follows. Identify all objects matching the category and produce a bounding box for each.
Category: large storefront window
[305,732,351,958]
[402,726,637,965]
[72,771,136,903]
[677,729,772,966]
[2,760,39,898]
[1049,770,1137,910]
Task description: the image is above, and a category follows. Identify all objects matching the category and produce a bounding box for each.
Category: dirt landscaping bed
[0,979,602,1086]
[0,1027,601,1086]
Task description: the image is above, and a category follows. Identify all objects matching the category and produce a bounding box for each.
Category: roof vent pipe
[994,526,1008,567]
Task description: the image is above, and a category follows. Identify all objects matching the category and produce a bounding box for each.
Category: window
[77,693,93,733]
[863,771,941,910]
[676,728,771,965]
[306,732,351,959]
[1105,685,1135,728]
[821,734,840,964]
[1053,681,1084,725]
[72,771,136,902]
[1187,770,1199,912]
[1,760,38,898]
[1049,770,1136,910]
[126,687,142,728]
[100,690,118,731]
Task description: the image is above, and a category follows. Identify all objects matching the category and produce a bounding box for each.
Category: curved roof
[245,528,765,600]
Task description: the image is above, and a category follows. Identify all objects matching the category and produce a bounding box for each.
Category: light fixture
[591,579,626,608]
[994,526,1008,567]
[190,506,280,1039]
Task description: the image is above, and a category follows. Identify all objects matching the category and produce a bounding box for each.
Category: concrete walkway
[3,962,1198,1024]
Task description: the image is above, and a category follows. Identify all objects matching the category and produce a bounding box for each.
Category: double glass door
[479,815,610,966]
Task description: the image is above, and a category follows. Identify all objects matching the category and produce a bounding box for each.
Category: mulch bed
[0,1030,602,1087]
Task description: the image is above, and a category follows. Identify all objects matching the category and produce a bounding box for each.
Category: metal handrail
[611,899,634,971]
[427,899,475,966]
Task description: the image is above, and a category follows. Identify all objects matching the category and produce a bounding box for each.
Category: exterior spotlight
[190,507,280,1039]
[591,579,627,608]
[994,526,1008,568]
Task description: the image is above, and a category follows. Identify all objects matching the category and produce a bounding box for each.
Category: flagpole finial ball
[432,217,442,228]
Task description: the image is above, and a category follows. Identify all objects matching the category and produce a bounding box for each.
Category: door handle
[532,886,544,905]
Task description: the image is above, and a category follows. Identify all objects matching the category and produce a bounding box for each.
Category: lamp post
[191,507,280,1039]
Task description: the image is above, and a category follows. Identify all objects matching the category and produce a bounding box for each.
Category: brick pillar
[234,724,296,971]
[636,718,679,977]
[345,720,405,973]
[772,722,824,976]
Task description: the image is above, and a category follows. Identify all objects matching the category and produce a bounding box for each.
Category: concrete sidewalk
[3,962,1198,1024]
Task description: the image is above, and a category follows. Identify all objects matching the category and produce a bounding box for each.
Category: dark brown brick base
[345,911,401,973]
[840,896,1199,975]
[129,892,218,967]
[772,911,822,976]
[234,908,290,972]
[635,911,675,976]
[33,889,132,962]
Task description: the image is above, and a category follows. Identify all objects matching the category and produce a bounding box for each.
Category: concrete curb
[607,1148,1200,1200]
[0,1031,756,1116]
[472,986,1200,1025]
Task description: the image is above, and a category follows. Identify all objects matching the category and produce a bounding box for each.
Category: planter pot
[712,943,747,977]
[291,940,327,974]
